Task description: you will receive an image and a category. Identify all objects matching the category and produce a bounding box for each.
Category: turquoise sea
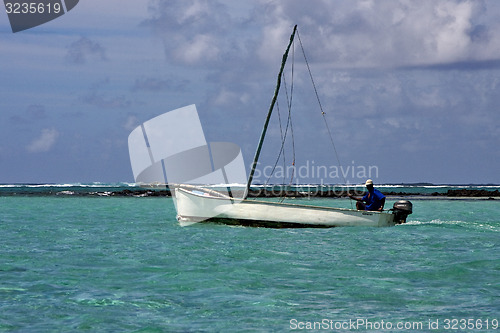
[1,184,499,332]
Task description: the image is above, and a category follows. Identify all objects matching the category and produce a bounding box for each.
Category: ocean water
[1,185,499,332]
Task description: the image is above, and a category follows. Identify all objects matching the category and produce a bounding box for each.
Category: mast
[245,25,297,198]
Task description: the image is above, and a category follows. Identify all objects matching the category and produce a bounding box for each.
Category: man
[348,179,386,211]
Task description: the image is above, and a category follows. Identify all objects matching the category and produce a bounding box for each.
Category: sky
[1,0,499,185]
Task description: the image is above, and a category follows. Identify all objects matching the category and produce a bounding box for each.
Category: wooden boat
[174,25,412,228]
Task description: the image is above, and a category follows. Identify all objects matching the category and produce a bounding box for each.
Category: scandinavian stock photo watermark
[251,160,379,185]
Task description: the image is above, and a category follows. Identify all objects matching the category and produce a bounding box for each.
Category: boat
[175,186,412,228]
[173,25,413,228]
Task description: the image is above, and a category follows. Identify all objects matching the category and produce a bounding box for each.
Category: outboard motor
[392,200,413,224]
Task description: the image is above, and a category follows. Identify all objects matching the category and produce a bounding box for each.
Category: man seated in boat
[348,179,386,211]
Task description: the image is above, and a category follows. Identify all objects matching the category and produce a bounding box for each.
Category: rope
[296,29,353,208]
[283,43,296,188]
[260,28,352,207]
[264,100,286,186]
[277,101,287,184]
[264,84,294,187]
[280,67,296,203]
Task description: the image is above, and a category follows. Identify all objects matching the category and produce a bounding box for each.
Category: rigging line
[277,100,287,186]
[279,76,294,203]
[296,29,353,208]
[278,42,296,203]
[264,88,295,188]
[288,111,296,183]
[279,109,296,204]
[283,41,296,190]
[264,99,287,187]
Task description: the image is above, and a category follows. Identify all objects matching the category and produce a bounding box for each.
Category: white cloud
[257,18,294,63]
[145,1,500,70]
[212,88,250,106]
[256,0,500,68]
[123,115,139,131]
[173,34,220,64]
[145,0,232,66]
[26,128,59,153]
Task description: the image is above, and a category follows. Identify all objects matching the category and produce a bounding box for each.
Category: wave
[405,219,500,232]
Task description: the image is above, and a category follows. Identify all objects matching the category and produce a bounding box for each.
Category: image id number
[443,318,499,330]
[5,2,62,14]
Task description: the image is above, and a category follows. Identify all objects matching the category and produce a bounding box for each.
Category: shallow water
[1,195,499,332]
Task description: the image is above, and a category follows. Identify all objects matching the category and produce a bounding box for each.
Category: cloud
[255,0,500,69]
[9,104,48,124]
[4,0,500,183]
[26,104,47,120]
[65,37,107,65]
[123,115,139,131]
[131,76,189,92]
[141,1,500,74]
[143,0,255,67]
[80,91,132,109]
[132,77,171,92]
[26,128,59,153]
[80,78,132,109]
[173,33,220,64]
[211,88,250,106]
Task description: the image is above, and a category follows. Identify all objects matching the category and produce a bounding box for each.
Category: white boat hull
[174,188,398,228]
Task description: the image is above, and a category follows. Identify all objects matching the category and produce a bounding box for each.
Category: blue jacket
[362,189,385,211]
